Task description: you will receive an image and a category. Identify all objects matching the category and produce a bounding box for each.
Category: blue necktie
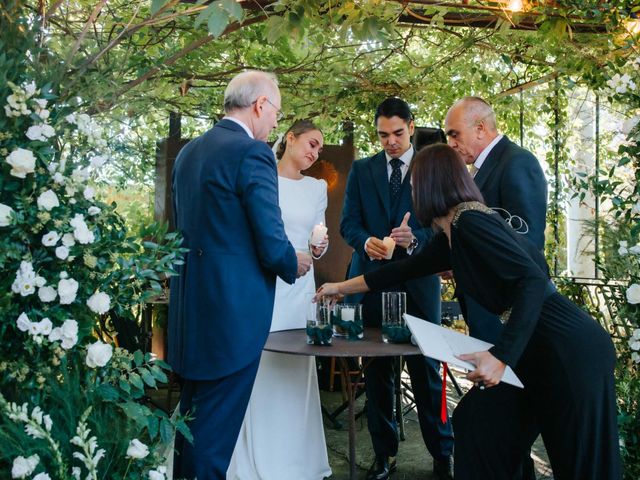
[389,158,403,200]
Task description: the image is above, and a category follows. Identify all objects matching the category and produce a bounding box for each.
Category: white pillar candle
[310,223,328,246]
[382,236,396,259]
[341,307,355,322]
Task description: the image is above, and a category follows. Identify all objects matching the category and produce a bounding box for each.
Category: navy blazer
[168,119,298,381]
[340,151,441,324]
[475,136,548,250]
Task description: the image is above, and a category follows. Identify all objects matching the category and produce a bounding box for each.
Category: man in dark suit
[445,96,547,480]
[341,98,454,480]
[168,71,309,480]
[445,96,547,343]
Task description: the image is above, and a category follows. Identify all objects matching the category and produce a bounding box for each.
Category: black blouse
[365,202,552,368]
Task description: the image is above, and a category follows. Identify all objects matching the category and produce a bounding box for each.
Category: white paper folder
[404,314,524,389]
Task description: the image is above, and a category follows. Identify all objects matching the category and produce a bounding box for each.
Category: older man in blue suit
[341,98,454,480]
[168,71,309,480]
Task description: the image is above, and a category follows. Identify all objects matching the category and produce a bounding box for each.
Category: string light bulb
[507,0,524,12]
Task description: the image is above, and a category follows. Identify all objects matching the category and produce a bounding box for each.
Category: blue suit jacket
[340,151,441,324]
[168,119,298,380]
[475,136,548,250]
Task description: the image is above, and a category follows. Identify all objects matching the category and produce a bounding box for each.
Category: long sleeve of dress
[454,211,549,367]
[364,232,451,290]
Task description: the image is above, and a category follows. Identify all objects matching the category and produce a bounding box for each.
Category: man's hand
[390,212,413,249]
[365,237,388,260]
[457,351,506,389]
[296,251,312,278]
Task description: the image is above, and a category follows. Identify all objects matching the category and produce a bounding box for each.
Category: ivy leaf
[150,0,169,16]
[129,372,145,391]
[141,368,157,388]
[147,416,160,440]
[160,417,174,444]
[133,350,144,367]
[221,0,243,22]
[208,9,230,38]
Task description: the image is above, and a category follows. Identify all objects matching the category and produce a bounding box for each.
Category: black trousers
[361,291,454,461]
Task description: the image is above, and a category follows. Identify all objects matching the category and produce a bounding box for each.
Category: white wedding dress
[227,175,332,480]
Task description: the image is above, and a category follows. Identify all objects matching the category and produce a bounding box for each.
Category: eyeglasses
[253,98,284,121]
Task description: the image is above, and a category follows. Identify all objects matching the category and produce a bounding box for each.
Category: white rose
[626,283,640,304]
[149,469,166,480]
[61,233,75,247]
[52,172,65,184]
[32,473,51,480]
[41,124,54,137]
[49,319,78,349]
[42,231,60,247]
[35,276,46,287]
[88,206,101,216]
[37,318,53,336]
[71,167,89,183]
[0,203,14,226]
[631,340,640,351]
[65,113,76,124]
[11,454,39,478]
[16,312,31,332]
[85,340,113,368]
[90,155,108,168]
[26,125,45,141]
[622,116,640,135]
[87,292,111,315]
[83,186,95,200]
[632,202,640,215]
[630,245,640,255]
[6,148,36,178]
[55,246,69,260]
[58,277,79,304]
[632,352,640,363]
[59,271,68,279]
[633,328,640,340]
[125,438,149,459]
[37,190,60,211]
[38,286,57,303]
[23,81,37,97]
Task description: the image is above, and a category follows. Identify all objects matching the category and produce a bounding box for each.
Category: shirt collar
[385,145,414,167]
[224,116,254,139]
[473,134,503,170]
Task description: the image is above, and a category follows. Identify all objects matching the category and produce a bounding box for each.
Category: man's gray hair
[223,71,279,113]
[455,96,498,132]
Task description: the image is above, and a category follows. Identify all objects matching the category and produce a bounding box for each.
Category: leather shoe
[366,455,397,480]
[433,456,453,480]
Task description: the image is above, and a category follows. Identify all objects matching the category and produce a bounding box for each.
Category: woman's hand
[310,235,329,258]
[314,282,343,305]
[457,351,506,389]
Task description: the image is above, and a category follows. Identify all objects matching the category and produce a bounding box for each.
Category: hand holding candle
[382,236,396,259]
[310,222,328,246]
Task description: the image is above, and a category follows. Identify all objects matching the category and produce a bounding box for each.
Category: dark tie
[389,158,403,200]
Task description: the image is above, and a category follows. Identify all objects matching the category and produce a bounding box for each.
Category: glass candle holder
[306,296,333,346]
[333,303,364,340]
[381,291,410,343]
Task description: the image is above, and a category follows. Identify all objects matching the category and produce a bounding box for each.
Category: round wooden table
[264,327,421,480]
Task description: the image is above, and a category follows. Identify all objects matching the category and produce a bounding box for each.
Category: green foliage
[0,3,187,478]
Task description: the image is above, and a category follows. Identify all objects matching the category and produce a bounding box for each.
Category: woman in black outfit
[316,144,621,480]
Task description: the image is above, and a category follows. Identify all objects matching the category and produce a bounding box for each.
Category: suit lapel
[370,152,391,219]
[474,136,510,190]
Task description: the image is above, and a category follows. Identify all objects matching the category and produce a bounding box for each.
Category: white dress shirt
[225,116,254,139]
[472,134,503,175]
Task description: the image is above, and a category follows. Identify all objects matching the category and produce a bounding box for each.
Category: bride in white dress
[227,120,332,480]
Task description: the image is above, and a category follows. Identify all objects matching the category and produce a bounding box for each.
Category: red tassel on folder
[441,362,448,424]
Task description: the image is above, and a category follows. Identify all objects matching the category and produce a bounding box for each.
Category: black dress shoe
[433,456,453,480]
[366,455,397,480]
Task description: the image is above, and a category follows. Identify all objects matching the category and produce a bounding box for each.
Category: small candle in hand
[382,236,396,259]
[310,223,328,246]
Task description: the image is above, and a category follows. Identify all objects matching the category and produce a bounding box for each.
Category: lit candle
[382,236,396,259]
[341,307,355,322]
[310,222,328,246]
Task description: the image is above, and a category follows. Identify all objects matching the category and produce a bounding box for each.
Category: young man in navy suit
[168,71,310,480]
[445,96,548,480]
[341,98,454,480]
